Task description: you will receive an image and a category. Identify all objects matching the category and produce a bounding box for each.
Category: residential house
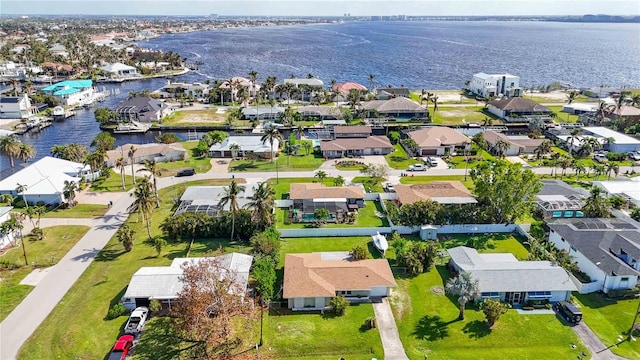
[0,206,15,249]
[283,78,324,102]
[487,97,553,123]
[407,127,471,156]
[208,136,278,159]
[320,136,393,158]
[581,126,640,153]
[154,81,210,100]
[11,44,30,54]
[448,246,576,304]
[91,35,116,47]
[42,80,94,106]
[241,105,285,120]
[0,94,38,119]
[289,183,365,222]
[105,143,187,167]
[469,73,522,98]
[374,87,410,100]
[174,185,256,216]
[394,181,477,206]
[48,43,68,58]
[582,87,621,99]
[296,106,341,120]
[547,218,640,293]
[604,106,640,122]
[114,96,171,123]
[0,61,27,79]
[41,62,75,77]
[0,156,98,205]
[535,180,588,219]
[283,252,396,310]
[333,125,371,139]
[481,131,545,156]
[219,77,260,98]
[101,62,139,78]
[332,82,368,101]
[121,253,253,311]
[593,178,640,207]
[359,97,428,120]
[562,103,598,115]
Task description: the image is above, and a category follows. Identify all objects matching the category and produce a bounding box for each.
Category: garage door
[421,149,437,155]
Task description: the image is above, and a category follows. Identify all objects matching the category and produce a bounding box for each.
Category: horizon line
[2,13,638,17]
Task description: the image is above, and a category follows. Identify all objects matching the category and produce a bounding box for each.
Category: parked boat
[372,232,388,254]
[113,121,151,134]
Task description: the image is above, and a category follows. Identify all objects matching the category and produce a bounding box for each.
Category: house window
[575,211,584,217]
[338,291,352,296]
[620,277,629,282]
[527,291,552,298]
[552,211,562,217]
[481,292,500,298]
[570,246,577,252]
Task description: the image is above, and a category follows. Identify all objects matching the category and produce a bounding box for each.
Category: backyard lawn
[574,293,640,359]
[276,201,389,229]
[17,180,248,360]
[351,176,384,193]
[0,225,90,322]
[385,144,422,170]
[90,170,136,192]
[230,153,324,172]
[547,106,580,123]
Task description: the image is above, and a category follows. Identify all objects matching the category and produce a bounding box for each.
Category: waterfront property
[153,80,210,100]
[547,218,640,293]
[374,87,410,99]
[296,105,341,120]
[487,97,553,123]
[0,94,38,119]
[581,126,640,153]
[42,79,94,106]
[241,105,284,120]
[114,96,171,123]
[0,156,99,205]
[407,127,471,155]
[482,131,545,156]
[319,135,393,159]
[174,185,255,216]
[101,62,139,78]
[469,72,522,98]
[219,77,260,98]
[592,178,640,207]
[603,105,640,122]
[289,183,365,222]
[394,181,476,205]
[332,81,368,101]
[283,252,396,310]
[448,246,576,304]
[208,136,278,159]
[534,180,588,219]
[121,253,253,311]
[105,142,187,167]
[360,96,429,120]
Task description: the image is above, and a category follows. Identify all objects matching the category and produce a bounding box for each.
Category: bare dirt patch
[389,281,412,320]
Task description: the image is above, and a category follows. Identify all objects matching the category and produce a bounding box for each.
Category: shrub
[481,298,510,327]
[330,296,349,316]
[350,244,368,260]
[606,288,639,299]
[106,303,127,320]
[364,317,377,329]
[150,299,162,313]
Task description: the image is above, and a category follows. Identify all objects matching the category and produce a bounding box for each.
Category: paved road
[572,322,628,360]
[372,298,409,360]
[0,194,133,360]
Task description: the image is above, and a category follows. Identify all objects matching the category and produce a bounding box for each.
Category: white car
[384,183,396,192]
[124,306,149,335]
[593,154,608,163]
[628,152,640,161]
[408,164,427,171]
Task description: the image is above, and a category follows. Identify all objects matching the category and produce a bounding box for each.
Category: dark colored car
[107,335,134,360]
[176,168,196,177]
[554,301,582,324]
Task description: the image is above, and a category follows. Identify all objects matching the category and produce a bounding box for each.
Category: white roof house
[448,246,576,304]
[0,156,97,205]
[101,62,138,76]
[593,178,640,207]
[209,136,279,158]
[582,126,640,153]
[284,78,324,87]
[121,253,253,310]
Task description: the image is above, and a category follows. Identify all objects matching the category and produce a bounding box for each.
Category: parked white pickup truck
[124,306,149,335]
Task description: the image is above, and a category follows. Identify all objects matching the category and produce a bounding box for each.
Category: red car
[108,335,134,360]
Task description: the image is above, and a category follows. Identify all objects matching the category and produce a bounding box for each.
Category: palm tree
[115,223,136,252]
[420,89,427,104]
[229,143,242,159]
[606,162,619,180]
[127,176,156,239]
[218,179,245,241]
[261,126,282,164]
[17,143,36,163]
[445,271,479,321]
[315,170,327,185]
[50,144,67,159]
[582,186,610,218]
[368,73,376,92]
[493,139,510,158]
[333,175,345,186]
[572,162,586,180]
[294,125,304,140]
[567,129,580,155]
[15,183,28,209]
[558,156,572,178]
[115,157,126,190]
[302,141,312,156]
[128,146,137,184]
[0,134,21,168]
[62,180,78,207]
[138,160,161,208]
[534,140,552,160]
[245,182,275,228]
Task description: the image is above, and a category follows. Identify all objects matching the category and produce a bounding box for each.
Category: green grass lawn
[445,149,495,169]
[37,204,108,218]
[279,236,387,265]
[153,140,213,177]
[432,106,501,126]
[91,170,136,192]
[159,108,228,127]
[17,180,248,360]
[573,293,640,359]
[392,266,589,360]
[351,176,384,193]
[439,233,530,260]
[264,303,384,360]
[230,153,324,172]
[399,175,474,190]
[0,225,90,322]
[276,201,389,229]
[386,144,422,170]
[548,106,580,123]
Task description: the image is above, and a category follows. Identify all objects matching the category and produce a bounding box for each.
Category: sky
[2,0,639,16]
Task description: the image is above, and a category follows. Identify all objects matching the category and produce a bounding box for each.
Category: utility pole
[628,296,640,340]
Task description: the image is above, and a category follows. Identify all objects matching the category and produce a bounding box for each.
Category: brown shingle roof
[333,125,372,135]
[289,183,364,200]
[333,82,368,94]
[360,97,426,112]
[320,136,392,151]
[395,181,475,205]
[283,253,397,298]
[408,127,470,148]
[488,97,551,112]
[105,142,186,163]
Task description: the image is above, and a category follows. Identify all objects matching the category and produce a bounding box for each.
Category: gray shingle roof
[115,96,166,114]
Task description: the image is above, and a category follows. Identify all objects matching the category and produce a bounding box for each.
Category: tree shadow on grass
[94,247,126,262]
[230,162,259,172]
[132,317,193,360]
[462,320,491,339]
[412,315,457,341]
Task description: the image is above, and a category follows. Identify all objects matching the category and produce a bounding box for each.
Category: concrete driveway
[572,322,627,360]
[372,298,409,360]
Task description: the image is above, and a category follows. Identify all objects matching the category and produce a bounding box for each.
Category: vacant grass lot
[160,108,227,127]
[156,141,212,176]
[17,180,246,360]
[0,225,90,322]
[230,153,324,172]
[574,293,640,359]
[91,170,136,192]
[36,204,108,218]
[432,106,501,126]
[398,175,474,190]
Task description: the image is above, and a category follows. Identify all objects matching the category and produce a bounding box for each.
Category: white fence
[568,272,602,294]
[275,200,293,208]
[280,227,393,238]
[279,223,522,238]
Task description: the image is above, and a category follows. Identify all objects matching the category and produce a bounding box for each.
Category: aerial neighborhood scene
[2,1,640,359]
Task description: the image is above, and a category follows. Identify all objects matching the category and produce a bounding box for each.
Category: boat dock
[14,117,53,134]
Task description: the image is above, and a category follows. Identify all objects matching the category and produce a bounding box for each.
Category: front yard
[155,141,212,176]
[90,170,136,192]
[230,153,324,172]
[385,144,422,170]
[398,175,475,190]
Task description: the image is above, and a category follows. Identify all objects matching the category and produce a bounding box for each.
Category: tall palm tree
[493,139,511,158]
[261,127,283,165]
[368,73,376,92]
[294,125,304,140]
[17,143,36,163]
[62,180,78,207]
[229,143,242,159]
[115,157,126,190]
[572,162,586,180]
[567,129,580,155]
[0,134,21,168]
[218,179,245,241]
[138,159,161,208]
[445,271,479,321]
[127,176,156,239]
[245,182,275,228]
[534,140,552,160]
[606,162,619,180]
[315,170,328,185]
[15,183,29,209]
[128,146,137,184]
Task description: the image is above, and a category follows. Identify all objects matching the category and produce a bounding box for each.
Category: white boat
[113,121,150,134]
[372,232,388,254]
